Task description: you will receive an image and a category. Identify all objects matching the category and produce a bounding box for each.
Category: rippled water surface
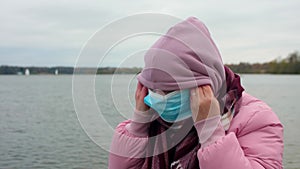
[0,75,299,168]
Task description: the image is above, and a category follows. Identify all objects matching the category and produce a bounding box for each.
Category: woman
[109,17,283,169]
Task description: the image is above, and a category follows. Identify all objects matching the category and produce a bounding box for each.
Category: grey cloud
[1,0,300,66]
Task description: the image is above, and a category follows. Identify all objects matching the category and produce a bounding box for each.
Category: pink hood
[137,17,225,98]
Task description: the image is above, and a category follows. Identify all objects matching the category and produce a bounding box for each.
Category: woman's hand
[190,85,221,122]
[135,82,150,112]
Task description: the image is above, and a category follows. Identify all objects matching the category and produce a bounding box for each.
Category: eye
[152,89,166,95]
[151,89,175,96]
[164,90,175,94]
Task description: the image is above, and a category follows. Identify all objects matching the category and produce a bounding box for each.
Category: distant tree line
[1,51,300,75]
[226,51,300,74]
[0,66,142,75]
[0,66,74,75]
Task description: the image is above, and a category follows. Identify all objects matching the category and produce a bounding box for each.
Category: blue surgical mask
[144,89,192,122]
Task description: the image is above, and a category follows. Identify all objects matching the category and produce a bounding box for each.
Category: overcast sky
[1,0,300,67]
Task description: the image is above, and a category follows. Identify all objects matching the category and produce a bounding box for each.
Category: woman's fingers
[136,82,143,97]
[137,81,142,91]
[197,86,205,98]
[202,85,213,97]
[141,85,148,97]
[190,86,206,104]
[190,85,220,122]
[135,81,149,112]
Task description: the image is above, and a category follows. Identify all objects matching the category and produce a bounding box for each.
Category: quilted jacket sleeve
[195,98,283,169]
[108,110,153,169]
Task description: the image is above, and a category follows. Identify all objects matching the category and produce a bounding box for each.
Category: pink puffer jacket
[108,92,283,169]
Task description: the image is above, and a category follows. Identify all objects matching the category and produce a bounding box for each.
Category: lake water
[0,74,299,169]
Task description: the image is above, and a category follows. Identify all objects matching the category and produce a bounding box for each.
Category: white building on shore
[25,69,30,76]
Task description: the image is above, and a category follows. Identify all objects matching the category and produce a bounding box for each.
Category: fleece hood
[137,17,226,98]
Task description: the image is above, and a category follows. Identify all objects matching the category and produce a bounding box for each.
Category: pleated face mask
[144,89,192,123]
